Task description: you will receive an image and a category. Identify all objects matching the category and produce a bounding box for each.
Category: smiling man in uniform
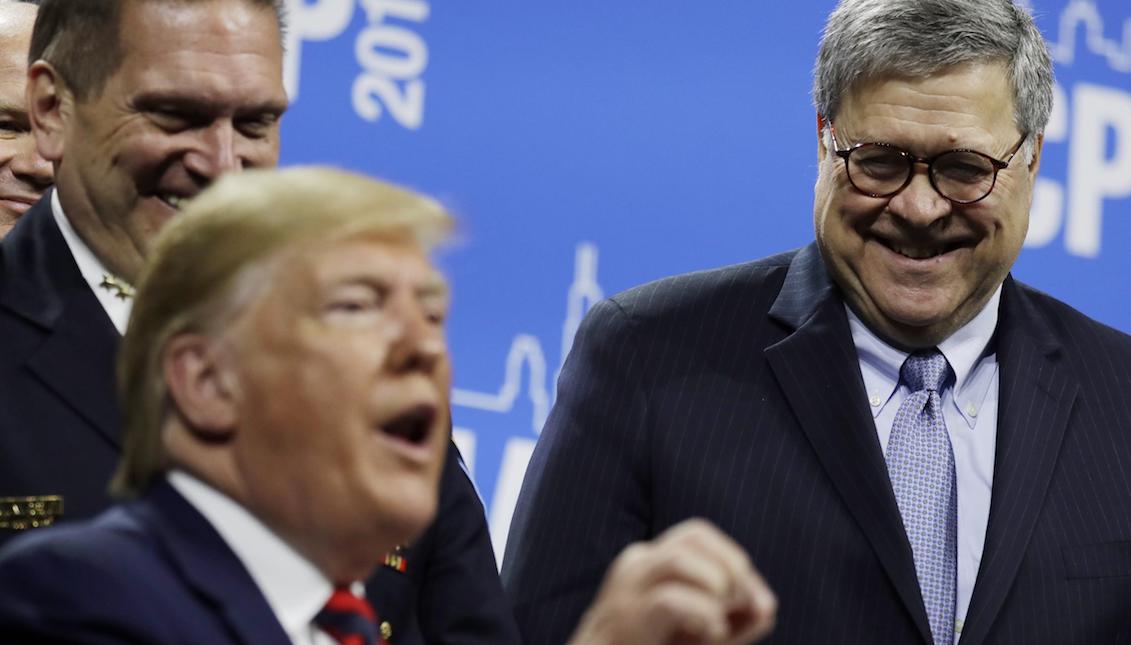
[0,0,288,529]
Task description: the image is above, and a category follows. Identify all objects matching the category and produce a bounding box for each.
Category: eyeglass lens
[848,145,997,203]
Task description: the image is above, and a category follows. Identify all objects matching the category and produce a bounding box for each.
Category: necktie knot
[314,586,385,645]
[900,350,949,393]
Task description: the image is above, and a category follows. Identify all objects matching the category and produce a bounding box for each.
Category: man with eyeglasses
[504,0,1131,643]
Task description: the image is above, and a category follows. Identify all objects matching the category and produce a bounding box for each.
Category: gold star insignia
[99,274,136,301]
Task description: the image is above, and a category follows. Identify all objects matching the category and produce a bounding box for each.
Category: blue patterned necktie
[886,350,957,645]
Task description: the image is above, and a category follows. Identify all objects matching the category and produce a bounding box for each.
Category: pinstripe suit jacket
[502,243,1131,644]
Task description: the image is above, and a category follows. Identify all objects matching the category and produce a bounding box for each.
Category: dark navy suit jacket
[503,243,1131,644]
[0,196,518,644]
[0,194,122,526]
[0,481,301,644]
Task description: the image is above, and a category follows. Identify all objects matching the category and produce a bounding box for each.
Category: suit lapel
[142,482,293,645]
[954,278,1078,645]
[0,194,122,446]
[764,244,933,643]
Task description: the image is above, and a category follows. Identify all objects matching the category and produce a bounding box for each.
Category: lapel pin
[99,274,136,301]
[383,545,408,573]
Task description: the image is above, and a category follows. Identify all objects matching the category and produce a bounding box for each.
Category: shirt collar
[51,189,133,335]
[167,470,334,640]
[848,285,1001,420]
[937,286,1001,396]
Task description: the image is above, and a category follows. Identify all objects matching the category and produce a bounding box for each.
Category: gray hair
[813,0,1053,161]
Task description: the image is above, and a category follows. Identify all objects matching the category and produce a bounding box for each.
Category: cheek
[813,172,839,239]
[817,193,875,254]
[236,340,337,430]
[815,166,873,229]
[233,136,282,169]
[121,138,176,179]
[0,141,21,164]
[437,356,452,392]
[965,194,1030,250]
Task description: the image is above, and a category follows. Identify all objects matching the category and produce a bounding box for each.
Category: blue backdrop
[279,0,1131,561]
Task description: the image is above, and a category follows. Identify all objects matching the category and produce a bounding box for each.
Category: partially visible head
[0,1,51,236]
[810,0,1054,349]
[114,167,453,582]
[27,0,288,282]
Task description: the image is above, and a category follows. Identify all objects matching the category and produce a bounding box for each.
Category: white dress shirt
[847,286,1002,640]
[51,189,133,334]
[169,470,366,645]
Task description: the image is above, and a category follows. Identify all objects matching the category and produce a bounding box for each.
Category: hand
[567,518,777,645]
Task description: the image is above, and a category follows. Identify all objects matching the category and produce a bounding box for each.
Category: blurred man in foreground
[0,1,51,237]
[505,0,1131,643]
[0,166,776,645]
[0,1,515,639]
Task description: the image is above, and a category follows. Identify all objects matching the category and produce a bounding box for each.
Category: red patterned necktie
[314,586,386,645]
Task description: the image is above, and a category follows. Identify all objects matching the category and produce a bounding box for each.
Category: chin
[382,488,441,546]
[884,306,948,329]
[874,287,957,322]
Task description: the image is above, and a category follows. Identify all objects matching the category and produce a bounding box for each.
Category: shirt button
[380,620,393,640]
[955,618,964,634]
[870,394,882,407]
[966,403,978,418]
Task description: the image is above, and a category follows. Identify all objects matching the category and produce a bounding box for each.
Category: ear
[816,113,829,162]
[163,334,239,441]
[27,60,71,163]
[1026,132,1044,179]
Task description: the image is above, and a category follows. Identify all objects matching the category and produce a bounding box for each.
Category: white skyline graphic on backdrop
[1045,0,1131,72]
[451,243,602,437]
[450,243,603,564]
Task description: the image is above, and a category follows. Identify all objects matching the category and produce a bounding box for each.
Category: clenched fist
[567,519,777,645]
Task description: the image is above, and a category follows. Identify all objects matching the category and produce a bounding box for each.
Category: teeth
[163,195,185,209]
[890,244,943,260]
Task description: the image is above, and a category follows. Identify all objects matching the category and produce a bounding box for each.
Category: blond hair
[112,166,453,496]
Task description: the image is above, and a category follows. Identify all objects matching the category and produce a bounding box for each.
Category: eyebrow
[417,278,450,303]
[332,274,450,302]
[132,92,289,119]
[0,103,30,124]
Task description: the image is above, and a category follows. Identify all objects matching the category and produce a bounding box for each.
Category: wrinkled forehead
[836,62,1018,145]
[103,0,288,123]
[117,0,284,64]
[0,3,37,44]
[0,5,34,84]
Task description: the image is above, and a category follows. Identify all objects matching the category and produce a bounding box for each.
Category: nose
[886,163,951,227]
[9,134,53,192]
[183,121,241,181]
[385,296,446,376]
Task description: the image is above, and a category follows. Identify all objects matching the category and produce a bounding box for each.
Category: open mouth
[875,236,970,260]
[156,193,190,211]
[379,404,436,446]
